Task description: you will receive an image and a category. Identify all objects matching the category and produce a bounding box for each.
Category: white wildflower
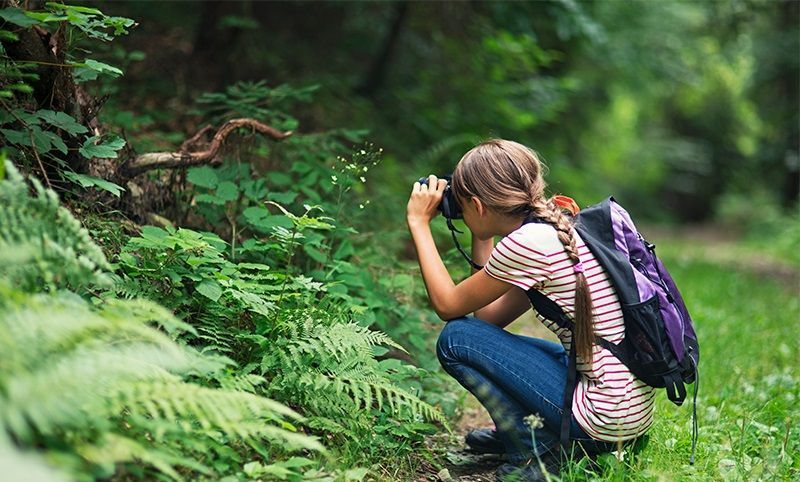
[523,414,544,430]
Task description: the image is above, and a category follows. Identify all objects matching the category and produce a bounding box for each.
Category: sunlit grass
[561,241,799,481]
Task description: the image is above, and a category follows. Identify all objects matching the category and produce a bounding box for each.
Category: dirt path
[644,224,799,290]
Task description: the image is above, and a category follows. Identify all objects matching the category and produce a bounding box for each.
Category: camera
[418,174,462,219]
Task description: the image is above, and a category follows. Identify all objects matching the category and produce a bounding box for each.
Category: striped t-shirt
[484,222,655,442]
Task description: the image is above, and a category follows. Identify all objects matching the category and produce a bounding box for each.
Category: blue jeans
[436,316,617,463]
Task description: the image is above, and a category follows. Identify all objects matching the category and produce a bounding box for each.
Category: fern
[0,162,323,480]
[262,313,446,428]
[0,288,323,480]
[0,160,111,291]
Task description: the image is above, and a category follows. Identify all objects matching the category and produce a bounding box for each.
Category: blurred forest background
[0,1,798,481]
[107,0,798,219]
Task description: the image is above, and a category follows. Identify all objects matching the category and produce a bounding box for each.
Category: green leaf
[2,125,54,152]
[267,171,292,187]
[0,8,42,27]
[72,59,124,83]
[0,29,19,42]
[267,191,298,204]
[7,83,32,94]
[36,110,88,136]
[241,179,267,201]
[23,12,67,23]
[195,193,226,205]
[79,135,125,159]
[196,279,223,302]
[215,181,238,202]
[140,226,168,242]
[63,172,125,197]
[333,239,354,260]
[303,245,328,264]
[0,128,29,146]
[187,166,219,189]
[83,59,123,77]
[0,109,38,126]
[242,206,293,233]
[40,130,67,154]
[46,3,102,15]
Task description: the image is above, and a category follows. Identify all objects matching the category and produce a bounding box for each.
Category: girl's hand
[407,174,448,228]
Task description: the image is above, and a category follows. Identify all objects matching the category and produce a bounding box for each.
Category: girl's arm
[406,176,519,321]
[470,234,531,327]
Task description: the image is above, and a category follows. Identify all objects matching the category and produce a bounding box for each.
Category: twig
[28,129,51,189]
[0,97,52,188]
[118,118,292,180]
[180,124,215,151]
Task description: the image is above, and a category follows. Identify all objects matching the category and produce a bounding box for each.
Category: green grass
[559,242,799,481]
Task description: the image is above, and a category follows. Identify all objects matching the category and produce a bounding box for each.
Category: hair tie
[573,262,584,274]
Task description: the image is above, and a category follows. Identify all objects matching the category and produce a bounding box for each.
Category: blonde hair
[452,139,595,362]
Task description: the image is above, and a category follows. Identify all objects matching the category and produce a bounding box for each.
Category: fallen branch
[118,118,292,180]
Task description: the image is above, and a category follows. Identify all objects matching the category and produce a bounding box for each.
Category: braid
[531,197,595,363]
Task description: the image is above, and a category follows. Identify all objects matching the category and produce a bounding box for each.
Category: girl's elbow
[434,302,464,321]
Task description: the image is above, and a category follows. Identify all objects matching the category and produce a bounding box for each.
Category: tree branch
[118,118,292,180]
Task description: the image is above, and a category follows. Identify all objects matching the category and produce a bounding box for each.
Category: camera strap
[446,217,484,271]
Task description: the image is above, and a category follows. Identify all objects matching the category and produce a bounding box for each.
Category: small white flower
[331,175,338,182]
[359,203,364,209]
[360,149,366,155]
[523,414,544,429]
[359,176,366,183]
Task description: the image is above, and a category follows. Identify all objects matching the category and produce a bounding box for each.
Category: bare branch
[180,124,215,152]
[118,118,292,180]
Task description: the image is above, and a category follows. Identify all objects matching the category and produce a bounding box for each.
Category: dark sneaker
[465,427,505,454]
[495,454,562,482]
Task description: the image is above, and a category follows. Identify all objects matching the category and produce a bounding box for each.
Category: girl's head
[451,139,547,219]
[452,139,596,362]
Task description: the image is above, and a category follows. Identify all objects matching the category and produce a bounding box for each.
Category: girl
[406,139,653,481]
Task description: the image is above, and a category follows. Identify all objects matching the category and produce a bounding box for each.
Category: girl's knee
[435,316,483,364]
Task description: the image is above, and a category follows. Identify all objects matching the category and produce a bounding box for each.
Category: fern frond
[118,382,323,452]
[0,161,111,291]
[0,287,323,479]
[261,319,447,429]
[77,433,202,481]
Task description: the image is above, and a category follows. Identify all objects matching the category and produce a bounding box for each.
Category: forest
[0,1,797,481]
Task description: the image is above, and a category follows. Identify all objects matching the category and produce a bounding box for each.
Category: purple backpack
[525,197,700,461]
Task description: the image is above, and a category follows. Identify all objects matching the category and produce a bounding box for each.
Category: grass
[557,240,799,481]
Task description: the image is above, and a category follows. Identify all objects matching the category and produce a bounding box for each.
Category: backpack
[523,196,700,463]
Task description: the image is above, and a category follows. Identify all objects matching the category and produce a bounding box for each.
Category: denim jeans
[436,316,618,463]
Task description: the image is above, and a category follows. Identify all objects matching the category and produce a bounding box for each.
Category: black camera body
[418,174,462,219]
[417,174,482,269]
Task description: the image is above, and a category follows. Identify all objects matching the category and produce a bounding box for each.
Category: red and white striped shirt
[484,222,654,442]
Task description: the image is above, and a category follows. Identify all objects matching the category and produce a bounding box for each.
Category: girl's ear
[472,196,486,217]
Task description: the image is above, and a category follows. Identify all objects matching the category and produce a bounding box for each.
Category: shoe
[465,427,505,454]
[495,453,562,482]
